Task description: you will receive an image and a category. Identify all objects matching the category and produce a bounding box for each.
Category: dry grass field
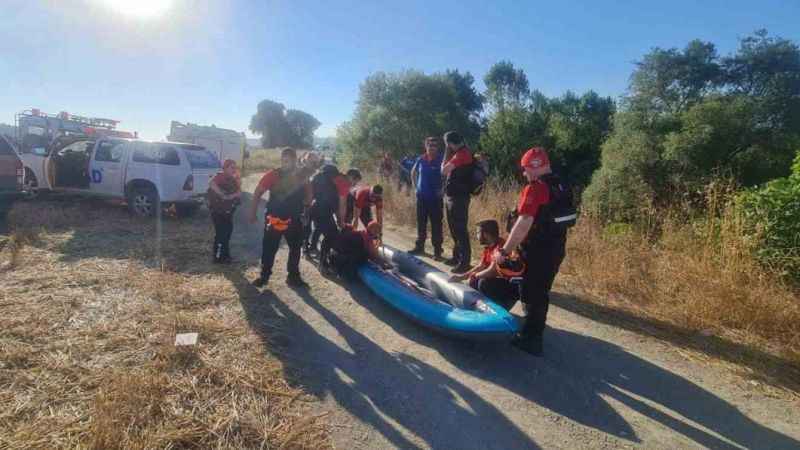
[0,197,330,449]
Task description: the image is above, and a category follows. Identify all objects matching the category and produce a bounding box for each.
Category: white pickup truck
[20,136,221,217]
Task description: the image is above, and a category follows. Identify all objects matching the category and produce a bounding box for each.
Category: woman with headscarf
[208,159,242,263]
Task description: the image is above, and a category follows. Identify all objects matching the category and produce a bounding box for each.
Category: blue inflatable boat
[357,246,519,341]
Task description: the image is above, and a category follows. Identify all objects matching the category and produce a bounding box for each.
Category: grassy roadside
[380,177,800,395]
[0,198,330,449]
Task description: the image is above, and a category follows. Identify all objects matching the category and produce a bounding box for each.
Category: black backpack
[505,174,577,234]
[469,157,489,196]
[311,165,340,210]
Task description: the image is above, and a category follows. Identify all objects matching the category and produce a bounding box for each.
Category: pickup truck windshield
[182,146,221,169]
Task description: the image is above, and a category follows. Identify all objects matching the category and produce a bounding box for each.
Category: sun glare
[98,0,173,18]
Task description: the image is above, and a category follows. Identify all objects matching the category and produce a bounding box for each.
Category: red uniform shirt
[445,146,473,168]
[517,179,550,220]
[333,174,351,197]
[353,186,383,210]
[256,169,280,192]
[257,169,312,204]
[480,237,506,267]
[212,172,240,193]
[209,172,240,213]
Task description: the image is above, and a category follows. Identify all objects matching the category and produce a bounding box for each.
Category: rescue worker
[441,131,473,274]
[248,147,312,288]
[208,159,242,264]
[409,137,444,260]
[450,220,519,303]
[301,153,323,255]
[346,184,383,231]
[323,220,391,278]
[494,147,571,356]
[306,164,351,264]
[345,168,363,189]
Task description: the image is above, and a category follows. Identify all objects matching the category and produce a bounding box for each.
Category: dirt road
[229,182,800,449]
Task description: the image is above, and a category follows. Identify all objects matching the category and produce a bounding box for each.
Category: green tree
[286,109,321,148]
[546,90,616,187]
[585,30,800,222]
[484,61,530,113]
[479,108,549,182]
[337,70,482,165]
[738,150,800,281]
[249,99,291,148]
[629,39,722,115]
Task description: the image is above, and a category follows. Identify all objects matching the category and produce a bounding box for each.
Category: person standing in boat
[493,147,574,357]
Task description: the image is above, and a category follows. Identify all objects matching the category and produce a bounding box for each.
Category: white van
[20,137,221,217]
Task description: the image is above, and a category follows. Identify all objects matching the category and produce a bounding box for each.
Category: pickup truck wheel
[23,169,39,200]
[128,188,160,217]
[175,203,199,218]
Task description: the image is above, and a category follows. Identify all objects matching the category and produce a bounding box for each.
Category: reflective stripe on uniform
[554,213,577,223]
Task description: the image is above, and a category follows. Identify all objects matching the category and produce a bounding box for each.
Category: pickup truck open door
[89,140,128,197]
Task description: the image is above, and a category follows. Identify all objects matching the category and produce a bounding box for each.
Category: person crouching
[208,159,241,264]
[322,220,391,279]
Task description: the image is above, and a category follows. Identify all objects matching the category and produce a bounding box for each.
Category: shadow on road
[224,268,541,449]
[551,292,800,394]
[219,249,800,450]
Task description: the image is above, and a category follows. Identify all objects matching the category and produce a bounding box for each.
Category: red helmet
[520,147,550,169]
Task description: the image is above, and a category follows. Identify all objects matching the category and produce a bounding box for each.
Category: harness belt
[266,215,292,232]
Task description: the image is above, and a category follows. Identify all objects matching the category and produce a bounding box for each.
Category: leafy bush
[738,151,800,281]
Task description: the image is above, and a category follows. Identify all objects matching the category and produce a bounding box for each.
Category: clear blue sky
[1,0,798,140]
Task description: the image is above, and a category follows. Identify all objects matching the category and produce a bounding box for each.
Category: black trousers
[211,212,234,260]
[306,204,334,251]
[313,207,339,262]
[260,217,303,278]
[472,277,519,310]
[445,195,471,264]
[520,239,567,338]
[415,195,443,252]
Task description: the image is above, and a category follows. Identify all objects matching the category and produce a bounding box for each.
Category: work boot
[443,257,460,267]
[511,335,543,357]
[451,263,471,274]
[433,248,444,262]
[408,245,425,255]
[286,274,309,288]
[252,275,269,288]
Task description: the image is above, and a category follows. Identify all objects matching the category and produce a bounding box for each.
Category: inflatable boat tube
[357,245,519,341]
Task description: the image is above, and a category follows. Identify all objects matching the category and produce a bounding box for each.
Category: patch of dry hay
[0,199,330,449]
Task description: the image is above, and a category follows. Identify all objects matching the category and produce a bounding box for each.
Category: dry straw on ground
[0,197,330,449]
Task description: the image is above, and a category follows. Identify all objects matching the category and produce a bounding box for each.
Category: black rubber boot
[253,269,270,288]
[511,334,543,357]
[286,274,309,288]
[408,245,425,255]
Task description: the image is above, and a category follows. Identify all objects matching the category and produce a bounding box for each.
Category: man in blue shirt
[409,136,445,260]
